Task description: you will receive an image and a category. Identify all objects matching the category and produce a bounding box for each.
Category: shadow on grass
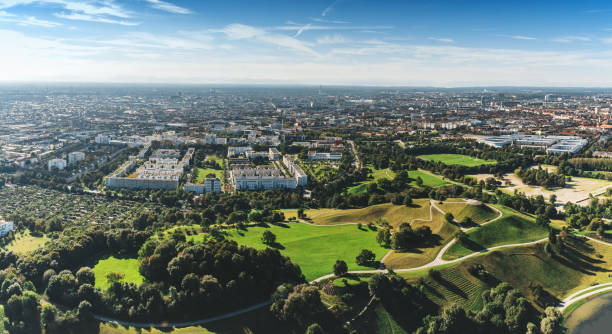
[264,241,285,250]
[459,238,486,252]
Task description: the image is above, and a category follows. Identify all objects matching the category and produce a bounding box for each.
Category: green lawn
[407,169,449,187]
[195,167,223,183]
[348,168,447,194]
[347,166,395,194]
[5,231,49,256]
[417,154,497,167]
[93,256,144,290]
[225,223,388,281]
[443,206,548,260]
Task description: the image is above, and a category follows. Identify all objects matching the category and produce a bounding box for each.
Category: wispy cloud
[428,37,453,43]
[0,9,61,27]
[322,0,341,17]
[509,35,537,40]
[294,23,311,37]
[274,24,393,33]
[144,0,192,15]
[310,17,349,24]
[316,34,348,44]
[54,12,139,26]
[0,0,136,25]
[552,36,591,43]
[217,23,318,56]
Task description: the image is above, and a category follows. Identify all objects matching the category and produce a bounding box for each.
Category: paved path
[558,283,612,312]
[94,300,272,329]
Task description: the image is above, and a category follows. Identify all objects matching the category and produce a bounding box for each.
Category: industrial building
[478,135,587,154]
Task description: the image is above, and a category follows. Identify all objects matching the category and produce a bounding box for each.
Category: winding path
[558,283,612,312]
[92,200,610,328]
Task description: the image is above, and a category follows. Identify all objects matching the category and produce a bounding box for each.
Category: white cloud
[552,36,591,43]
[144,0,192,15]
[0,0,136,25]
[0,10,61,27]
[316,34,347,44]
[510,35,537,40]
[428,37,453,43]
[322,0,340,17]
[218,23,318,56]
[54,12,139,26]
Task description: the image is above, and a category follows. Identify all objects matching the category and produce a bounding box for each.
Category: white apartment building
[68,151,85,164]
[48,158,67,171]
[0,219,14,237]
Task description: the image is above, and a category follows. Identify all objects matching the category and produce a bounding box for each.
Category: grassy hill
[288,200,432,228]
[384,209,459,269]
[437,202,498,225]
[443,207,548,260]
[93,256,144,290]
[224,222,388,281]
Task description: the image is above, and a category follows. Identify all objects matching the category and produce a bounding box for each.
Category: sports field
[225,222,387,281]
[93,256,144,290]
[417,154,496,167]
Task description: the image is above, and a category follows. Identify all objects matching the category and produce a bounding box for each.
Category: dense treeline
[515,167,566,188]
[416,283,563,334]
[566,157,612,172]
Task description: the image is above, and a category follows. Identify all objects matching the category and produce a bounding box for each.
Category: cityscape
[0,1,611,334]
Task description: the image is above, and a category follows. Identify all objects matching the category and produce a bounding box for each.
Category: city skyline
[2,0,612,86]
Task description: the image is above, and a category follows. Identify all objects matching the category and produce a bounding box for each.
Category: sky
[2,0,612,86]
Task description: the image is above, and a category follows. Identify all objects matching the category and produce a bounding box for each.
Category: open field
[347,166,395,194]
[502,173,612,204]
[436,201,498,225]
[417,154,497,167]
[286,200,432,228]
[93,256,144,290]
[195,167,224,183]
[205,154,224,166]
[225,222,388,281]
[5,230,48,256]
[443,206,548,260]
[383,209,459,269]
[407,169,449,187]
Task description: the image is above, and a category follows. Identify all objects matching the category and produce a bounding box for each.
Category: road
[347,140,361,170]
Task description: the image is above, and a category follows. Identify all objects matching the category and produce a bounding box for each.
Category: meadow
[224,222,388,281]
[417,154,497,167]
[92,255,144,290]
[443,206,548,260]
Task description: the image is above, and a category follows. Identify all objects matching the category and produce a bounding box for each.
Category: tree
[540,307,563,334]
[105,272,125,286]
[305,323,325,334]
[76,267,95,286]
[333,260,348,277]
[536,214,550,227]
[549,194,557,205]
[261,230,276,245]
[444,212,455,224]
[403,195,413,206]
[454,230,469,243]
[376,228,391,246]
[416,176,423,186]
[356,249,376,267]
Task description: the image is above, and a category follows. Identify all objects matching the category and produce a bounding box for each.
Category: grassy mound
[417,154,496,167]
[443,207,548,260]
[291,200,432,228]
[384,210,459,269]
[437,202,498,225]
[224,223,388,281]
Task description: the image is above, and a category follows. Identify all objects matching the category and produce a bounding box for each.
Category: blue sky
[1,0,612,86]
